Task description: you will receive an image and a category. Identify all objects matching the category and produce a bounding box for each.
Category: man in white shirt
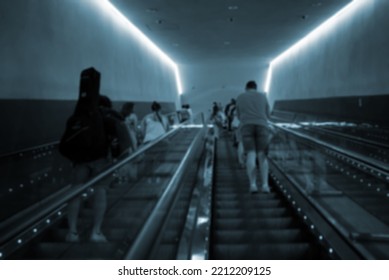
[236,81,271,193]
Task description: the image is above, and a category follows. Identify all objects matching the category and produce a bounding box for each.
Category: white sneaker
[65,231,80,242]
[261,185,270,193]
[250,184,258,193]
[90,232,107,243]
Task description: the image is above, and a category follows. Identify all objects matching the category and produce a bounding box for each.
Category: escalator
[209,134,330,260]
[267,127,389,259]
[2,126,204,260]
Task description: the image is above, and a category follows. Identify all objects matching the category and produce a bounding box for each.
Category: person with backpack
[59,67,130,242]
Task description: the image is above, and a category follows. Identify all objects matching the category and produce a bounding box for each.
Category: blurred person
[236,81,272,193]
[209,102,226,139]
[224,98,236,132]
[140,101,169,144]
[179,104,193,123]
[59,68,129,242]
[121,101,139,152]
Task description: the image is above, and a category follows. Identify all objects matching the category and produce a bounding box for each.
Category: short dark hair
[245,81,257,90]
[151,101,161,111]
[121,102,134,116]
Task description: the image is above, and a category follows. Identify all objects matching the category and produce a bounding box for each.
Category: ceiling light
[146,8,158,13]
[228,6,239,10]
[95,1,183,95]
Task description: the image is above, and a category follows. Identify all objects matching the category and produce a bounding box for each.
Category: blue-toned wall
[268,0,389,107]
[180,62,268,117]
[0,0,178,153]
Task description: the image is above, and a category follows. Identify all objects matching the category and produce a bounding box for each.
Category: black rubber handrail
[275,123,389,175]
[0,111,180,159]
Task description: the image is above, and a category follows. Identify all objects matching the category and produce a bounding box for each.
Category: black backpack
[59,67,107,163]
[101,108,132,159]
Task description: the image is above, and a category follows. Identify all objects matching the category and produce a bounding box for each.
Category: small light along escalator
[265,126,389,259]
[1,126,203,260]
[210,134,337,260]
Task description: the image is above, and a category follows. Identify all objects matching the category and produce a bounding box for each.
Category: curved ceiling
[110,0,352,66]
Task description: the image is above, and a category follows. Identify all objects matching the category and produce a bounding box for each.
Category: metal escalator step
[215,208,290,219]
[215,192,279,200]
[213,229,308,243]
[160,229,182,243]
[215,199,284,209]
[27,242,70,259]
[211,242,317,260]
[35,242,120,260]
[214,217,298,230]
[46,228,129,243]
[149,244,178,260]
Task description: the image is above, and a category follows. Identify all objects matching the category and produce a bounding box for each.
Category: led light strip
[98,0,183,94]
[264,0,368,94]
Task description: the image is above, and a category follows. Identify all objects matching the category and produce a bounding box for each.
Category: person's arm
[265,99,271,120]
[224,104,229,116]
[140,116,147,142]
[236,103,241,120]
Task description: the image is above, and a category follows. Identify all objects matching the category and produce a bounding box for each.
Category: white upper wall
[0,0,179,105]
[268,0,389,107]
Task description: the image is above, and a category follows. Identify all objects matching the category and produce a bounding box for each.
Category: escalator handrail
[0,115,191,246]
[268,159,366,259]
[301,124,389,152]
[124,122,206,259]
[0,141,59,159]
[0,111,180,160]
[274,123,389,175]
[176,130,215,260]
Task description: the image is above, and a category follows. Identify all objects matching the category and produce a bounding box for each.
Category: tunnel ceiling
[110,0,352,66]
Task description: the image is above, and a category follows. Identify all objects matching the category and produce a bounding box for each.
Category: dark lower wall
[272,94,389,125]
[0,99,175,155]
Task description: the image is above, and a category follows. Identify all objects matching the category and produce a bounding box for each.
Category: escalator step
[213,229,308,243]
[215,199,285,209]
[215,208,290,219]
[35,242,120,260]
[215,193,279,200]
[214,217,298,230]
[211,242,318,260]
[149,244,178,260]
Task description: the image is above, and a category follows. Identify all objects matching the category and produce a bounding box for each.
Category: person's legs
[257,151,270,192]
[241,125,257,193]
[90,185,107,242]
[254,126,271,193]
[66,197,81,242]
[238,141,245,168]
[66,164,90,242]
[246,150,258,192]
[90,159,109,242]
[236,127,245,167]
